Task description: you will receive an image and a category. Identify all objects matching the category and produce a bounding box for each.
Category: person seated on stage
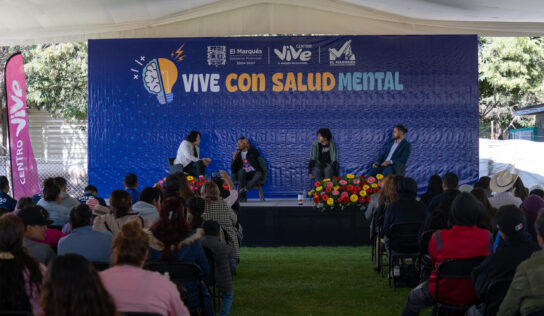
[498,209,544,315]
[427,172,459,214]
[231,137,263,201]
[401,193,491,316]
[470,205,538,316]
[93,190,150,235]
[78,185,107,207]
[148,197,214,315]
[53,177,80,211]
[123,173,140,205]
[369,125,412,178]
[132,187,161,225]
[0,175,17,211]
[201,220,236,316]
[308,128,338,181]
[37,178,70,227]
[173,130,212,177]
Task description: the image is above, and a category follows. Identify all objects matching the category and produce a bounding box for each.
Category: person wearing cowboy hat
[489,170,523,209]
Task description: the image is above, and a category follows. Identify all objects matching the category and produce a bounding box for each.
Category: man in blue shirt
[124,173,140,205]
[78,185,107,206]
[0,175,17,211]
[58,204,113,262]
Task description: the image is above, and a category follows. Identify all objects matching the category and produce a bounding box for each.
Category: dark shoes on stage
[239,187,248,202]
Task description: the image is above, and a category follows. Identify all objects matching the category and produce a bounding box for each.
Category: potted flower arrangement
[308,174,384,212]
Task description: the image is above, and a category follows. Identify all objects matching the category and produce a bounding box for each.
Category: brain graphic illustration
[143,60,162,93]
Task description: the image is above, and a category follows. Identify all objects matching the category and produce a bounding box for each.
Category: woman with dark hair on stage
[172,130,212,177]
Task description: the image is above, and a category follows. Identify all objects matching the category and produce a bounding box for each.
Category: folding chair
[433,257,487,316]
[145,262,204,313]
[481,278,512,316]
[91,261,111,272]
[203,246,221,312]
[231,157,268,201]
[388,221,424,290]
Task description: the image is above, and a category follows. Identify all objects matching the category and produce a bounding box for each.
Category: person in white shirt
[173,131,211,177]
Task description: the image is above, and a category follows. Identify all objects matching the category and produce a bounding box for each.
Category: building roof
[514,104,544,116]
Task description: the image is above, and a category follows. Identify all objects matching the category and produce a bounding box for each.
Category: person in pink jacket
[100,220,189,316]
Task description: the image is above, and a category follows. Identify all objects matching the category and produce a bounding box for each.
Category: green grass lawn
[230,246,426,316]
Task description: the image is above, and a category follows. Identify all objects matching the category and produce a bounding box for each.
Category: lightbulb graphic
[143,58,178,104]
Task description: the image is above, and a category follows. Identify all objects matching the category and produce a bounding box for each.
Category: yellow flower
[359,190,367,197]
[333,186,340,191]
[323,178,331,183]
[376,174,384,180]
[316,186,323,192]
[371,183,378,188]
[187,175,194,181]
[308,190,315,197]
[347,174,355,179]
[350,194,358,202]
[363,185,370,191]
[163,177,167,181]
[327,198,334,205]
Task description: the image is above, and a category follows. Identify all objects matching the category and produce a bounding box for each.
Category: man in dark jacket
[383,177,426,237]
[427,172,459,214]
[470,205,538,316]
[231,137,262,201]
[369,125,412,177]
[201,220,235,316]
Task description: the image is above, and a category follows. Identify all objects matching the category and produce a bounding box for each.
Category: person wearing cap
[402,193,491,316]
[18,206,56,265]
[498,209,544,315]
[529,185,544,198]
[489,170,523,209]
[470,205,538,316]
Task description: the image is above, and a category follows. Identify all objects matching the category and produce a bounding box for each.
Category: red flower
[354,185,361,192]
[347,185,354,191]
[359,196,366,203]
[314,197,320,203]
[315,181,321,187]
[325,187,332,193]
[340,186,346,191]
[366,189,372,194]
[334,176,340,180]
[367,196,371,202]
[322,194,329,201]
[373,188,379,193]
[223,184,230,191]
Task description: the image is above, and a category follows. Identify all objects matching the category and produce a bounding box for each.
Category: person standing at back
[0,176,17,211]
[124,173,140,205]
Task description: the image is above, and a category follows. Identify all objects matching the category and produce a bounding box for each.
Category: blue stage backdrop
[88,35,478,197]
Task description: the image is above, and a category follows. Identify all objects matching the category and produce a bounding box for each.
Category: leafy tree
[479,37,544,138]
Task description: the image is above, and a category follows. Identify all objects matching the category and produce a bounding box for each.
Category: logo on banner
[329,40,356,66]
[273,44,312,65]
[229,47,263,65]
[130,44,184,105]
[207,46,227,67]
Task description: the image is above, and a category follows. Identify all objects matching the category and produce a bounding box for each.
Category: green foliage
[479,37,544,138]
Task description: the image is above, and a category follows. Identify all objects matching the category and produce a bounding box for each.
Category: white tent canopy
[2,0,544,45]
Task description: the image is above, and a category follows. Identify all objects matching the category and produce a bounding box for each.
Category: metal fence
[0,156,88,198]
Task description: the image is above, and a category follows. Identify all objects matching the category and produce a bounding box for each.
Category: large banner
[88,35,478,197]
[4,53,40,199]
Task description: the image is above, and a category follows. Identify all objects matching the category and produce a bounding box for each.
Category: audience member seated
[231,136,263,201]
[513,177,529,202]
[78,184,107,207]
[0,207,8,216]
[93,190,149,235]
[132,187,161,225]
[37,178,70,226]
[40,254,118,316]
[520,195,544,243]
[14,197,35,214]
[0,214,45,315]
[177,172,196,202]
[18,206,56,265]
[474,176,492,198]
[201,181,240,263]
[54,176,80,210]
[58,204,113,262]
[37,208,66,248]
[201,220,235,316]
[187,197,206,231]
[383,177,426,238]
[124,173,140,205]
[213,171,239,209]
[164,173,195,202]
[148,197,214,315]
[427,172,459,214]
[489,170,523,209]
[419,175,443,207]
[529,185,544,198]
[498,209,544,315]
[470,205,538,316]
[0,175,17,211]
[471,188,498,232]
[420,189,461,251]
[366,175,399,253]
[402,193,491,316]
[100,220,190,316]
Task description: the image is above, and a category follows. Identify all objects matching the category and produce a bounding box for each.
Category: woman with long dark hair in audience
[40,254,118,316]
[420,175,443,207]
[0,214,45,315]
[471,188,498,232]
[148,197,214,315]
[93,190,149,235]
[177,172,196,202]
[100,220,189,316]
[513,177,529,202]
[187,197,206,231]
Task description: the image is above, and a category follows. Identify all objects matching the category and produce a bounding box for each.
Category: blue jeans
[368,165,395,178]
[220,291,234,316]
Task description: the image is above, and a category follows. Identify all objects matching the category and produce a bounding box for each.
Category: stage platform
[238,199,371,247]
